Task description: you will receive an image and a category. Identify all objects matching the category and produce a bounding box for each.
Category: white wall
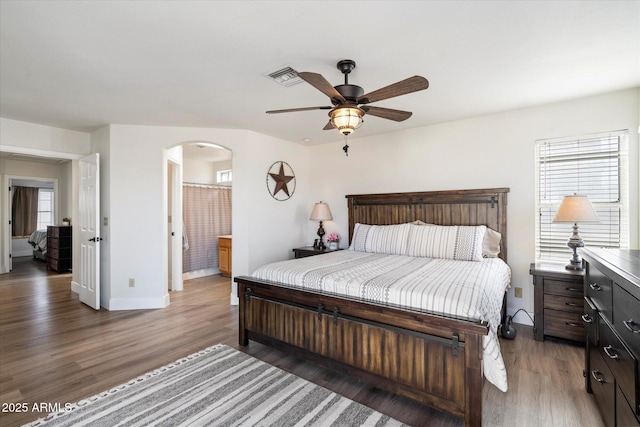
[99,125,309,309]
[308,88,640,325]
[183,158,216,184]
[0,118,91,156]
[183,158,232,186]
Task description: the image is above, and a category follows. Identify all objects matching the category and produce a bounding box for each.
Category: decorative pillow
[406,224,486,261]
[349,223,410,255]
[410,220,430,225]
[482,227,502,258]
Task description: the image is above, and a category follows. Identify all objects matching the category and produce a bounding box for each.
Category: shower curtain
[182,185,232,273]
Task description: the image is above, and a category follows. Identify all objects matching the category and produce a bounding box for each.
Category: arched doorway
[165,141,232,296]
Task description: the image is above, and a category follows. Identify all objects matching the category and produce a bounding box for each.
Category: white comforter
[252,250,511,392]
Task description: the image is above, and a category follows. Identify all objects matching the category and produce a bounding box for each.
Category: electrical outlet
[514,287,522,298]
[129,278,135,287]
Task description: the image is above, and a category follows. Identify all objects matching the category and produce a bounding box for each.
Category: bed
[28,229,48,261]
[235,188,509,427]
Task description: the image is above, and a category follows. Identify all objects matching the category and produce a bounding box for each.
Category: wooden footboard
[236,276,489,427]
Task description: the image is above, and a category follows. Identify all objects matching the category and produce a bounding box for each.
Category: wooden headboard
[346,188,509,262]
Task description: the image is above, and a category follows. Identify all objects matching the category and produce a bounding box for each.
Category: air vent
[265,66,303,87]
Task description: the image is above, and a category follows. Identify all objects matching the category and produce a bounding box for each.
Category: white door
[79,153,100,309]
[169,161,183,291]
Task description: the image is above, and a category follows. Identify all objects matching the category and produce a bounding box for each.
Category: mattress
[251,250,511,392]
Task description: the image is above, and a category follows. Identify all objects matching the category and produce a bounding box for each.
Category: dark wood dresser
[47,225,72,273]
[582,248,640,427]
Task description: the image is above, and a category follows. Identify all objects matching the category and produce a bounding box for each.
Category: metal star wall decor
[266,161,296,201]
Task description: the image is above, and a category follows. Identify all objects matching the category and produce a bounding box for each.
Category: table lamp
[553,194,599,271]
[309,202,332,250]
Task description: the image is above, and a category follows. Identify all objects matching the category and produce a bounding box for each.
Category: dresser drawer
[614,283,640,359]
[47,247,71,260]
[544,294,583,314]
[586,263,613,322]
[599,316,637,414]
[544,309,585,342]
[617,386,640,426]
[590,345,616,427]
[544,279,583,297]
[47,226,71,238]
[48,238,61,249]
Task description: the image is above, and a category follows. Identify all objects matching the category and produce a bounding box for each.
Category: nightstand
[293,247,341,259]
[530,262,585,343]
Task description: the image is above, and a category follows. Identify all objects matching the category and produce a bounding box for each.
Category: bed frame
[236,188,509,427]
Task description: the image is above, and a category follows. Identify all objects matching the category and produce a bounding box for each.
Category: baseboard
[71,281,80,294]
[106,295,170,310]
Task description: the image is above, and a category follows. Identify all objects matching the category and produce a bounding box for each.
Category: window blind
[535,131,629,263]
[37,189,54,230]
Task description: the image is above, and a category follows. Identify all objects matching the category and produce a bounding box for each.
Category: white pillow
[406,224,486,261]
[482,227,502,258]
[349,223,410,255]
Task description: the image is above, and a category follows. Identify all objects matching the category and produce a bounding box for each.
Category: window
[535,131,629,263]
[217,170,232,184]
[37,189,54,230]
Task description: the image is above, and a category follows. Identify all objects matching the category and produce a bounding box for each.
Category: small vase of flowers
[326,233,340,250]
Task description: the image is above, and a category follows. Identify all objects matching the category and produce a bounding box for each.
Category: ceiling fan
[266,59,429,154]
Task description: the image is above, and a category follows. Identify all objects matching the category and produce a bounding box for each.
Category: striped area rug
[25,344,406,427]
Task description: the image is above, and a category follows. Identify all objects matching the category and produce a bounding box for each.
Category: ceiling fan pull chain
[343,134,349,156]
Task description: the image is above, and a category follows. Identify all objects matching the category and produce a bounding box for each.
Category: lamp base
[565,261,583,271]
[565,223,584,271]
[316,221,326,250]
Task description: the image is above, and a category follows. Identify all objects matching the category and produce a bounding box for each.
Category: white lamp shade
[309,202,332,221]
[553,195,599,223]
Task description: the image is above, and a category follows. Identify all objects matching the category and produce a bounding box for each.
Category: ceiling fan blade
[323,121,335,130]
[361,106,412,122]
[357,76,429,105]
[298,72,347,104]
[266,106,332,114]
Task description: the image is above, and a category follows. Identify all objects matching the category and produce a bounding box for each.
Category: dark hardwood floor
[0,256,604,426]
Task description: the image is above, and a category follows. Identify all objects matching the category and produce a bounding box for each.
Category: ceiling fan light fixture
[329,107,364,135]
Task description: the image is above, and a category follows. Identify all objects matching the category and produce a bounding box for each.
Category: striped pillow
[349,223,410,255]
[407,224,486,261]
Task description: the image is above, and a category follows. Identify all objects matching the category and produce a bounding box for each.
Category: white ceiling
[1,1,638,146]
